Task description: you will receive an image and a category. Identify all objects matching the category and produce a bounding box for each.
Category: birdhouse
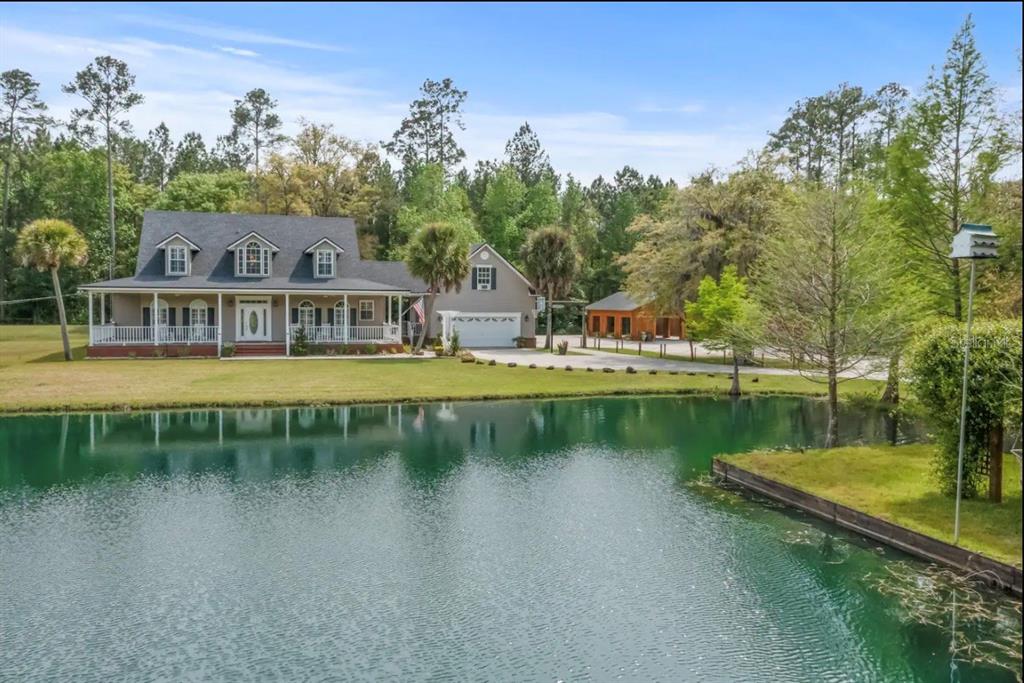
[950,223,999,259]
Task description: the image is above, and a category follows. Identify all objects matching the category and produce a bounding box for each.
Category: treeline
[0,15,1020,331]
[623,18,1021,323]
[0,68,670,323]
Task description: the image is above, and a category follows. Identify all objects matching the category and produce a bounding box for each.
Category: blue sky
[1,2,1020,182]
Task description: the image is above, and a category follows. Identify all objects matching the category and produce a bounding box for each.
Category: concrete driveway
[474,348,800,377]
[475,344,886,380]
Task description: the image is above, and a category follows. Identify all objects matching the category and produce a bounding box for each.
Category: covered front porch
[83,289,411,357]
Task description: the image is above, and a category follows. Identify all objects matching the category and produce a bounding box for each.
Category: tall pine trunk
[0,122,12,323]
[51,267,71,361]
[105,124,116,280]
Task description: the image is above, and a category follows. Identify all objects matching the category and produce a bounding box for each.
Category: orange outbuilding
[584,292,686,341]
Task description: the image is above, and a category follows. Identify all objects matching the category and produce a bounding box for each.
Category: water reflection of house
[4,397,909,492]
[83,401,542,465]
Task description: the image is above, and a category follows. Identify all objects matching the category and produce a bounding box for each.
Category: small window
[239,240,269,277]
[334,301,347,327]
[475,266,492,290]
[359,300,374,321]
[316,249,334,278]
[168,245,187,275]
[298,300,316,328]
[190,299,208,327]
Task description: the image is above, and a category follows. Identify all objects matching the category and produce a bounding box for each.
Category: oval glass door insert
[248,310,259,335]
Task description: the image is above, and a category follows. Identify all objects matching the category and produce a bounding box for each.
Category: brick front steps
[233,343,286,357]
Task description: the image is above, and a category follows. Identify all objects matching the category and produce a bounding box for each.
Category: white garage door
[450,313,521,348]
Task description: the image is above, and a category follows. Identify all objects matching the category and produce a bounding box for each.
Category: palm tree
[16,219,88,361]
[521,226,578,351]
[405,222,470,351]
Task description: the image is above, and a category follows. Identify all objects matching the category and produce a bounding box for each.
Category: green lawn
[726,444,1022,565]
[0,325,884,413]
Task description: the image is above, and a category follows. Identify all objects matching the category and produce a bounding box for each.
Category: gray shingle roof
[83,211,430,293]
[585,291,645,311]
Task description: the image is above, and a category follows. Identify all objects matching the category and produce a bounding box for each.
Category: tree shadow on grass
[28,344,88,363]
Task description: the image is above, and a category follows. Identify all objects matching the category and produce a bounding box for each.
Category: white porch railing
[91,325,218,345]
[157,326,219,344]
[92,325,151,345]
[289,324,401,344]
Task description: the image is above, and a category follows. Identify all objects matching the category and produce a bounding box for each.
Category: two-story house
[81,211,538,357]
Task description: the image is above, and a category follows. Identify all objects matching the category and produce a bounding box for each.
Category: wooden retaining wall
[712,458,1022,597]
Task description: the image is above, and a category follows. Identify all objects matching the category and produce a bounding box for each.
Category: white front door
[236,297,271,341]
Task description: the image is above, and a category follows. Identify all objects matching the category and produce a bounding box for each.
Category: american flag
[411,297,425,323]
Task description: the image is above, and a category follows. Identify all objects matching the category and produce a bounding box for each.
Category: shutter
[491,266,497,290]
[207,307,215,326]
[142,307,151,327]
[291,307,299,325]
[350,307,357,326]
[181,307,189,327]
[315,308,322,326]
[471,267,477,290]
[327,308,334,325]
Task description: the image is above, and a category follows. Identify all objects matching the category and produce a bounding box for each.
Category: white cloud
[461,110,767,183]
[114,13,349,53]
[218,46,259,58]
[0,21,776,183]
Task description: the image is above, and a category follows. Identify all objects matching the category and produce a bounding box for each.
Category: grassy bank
[726,444,1022,565]
[0,325,883,413]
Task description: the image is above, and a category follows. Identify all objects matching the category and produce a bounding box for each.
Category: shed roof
[585,291,645,311]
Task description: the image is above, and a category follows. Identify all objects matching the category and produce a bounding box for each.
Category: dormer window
[316,249,335,278]
[238,241,270,276]
[227,231,280,278]
[156,233,200,276]
[304,237,344,278]
[167,246,188,275]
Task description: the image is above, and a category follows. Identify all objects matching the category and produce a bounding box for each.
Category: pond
[0,396,1019,681]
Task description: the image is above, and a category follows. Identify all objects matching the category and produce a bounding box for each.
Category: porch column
[99,293,106,325]
[217,293,223,356]
[284,293,290,356]
[152,292,158,346]
[396,295,402,342]
[87,291,94,346]
[343,294,348,344]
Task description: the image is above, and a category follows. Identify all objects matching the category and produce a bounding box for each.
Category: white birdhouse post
[950,223,999,545]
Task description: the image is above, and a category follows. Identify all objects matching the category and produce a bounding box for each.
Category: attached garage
[447,312,521,348]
